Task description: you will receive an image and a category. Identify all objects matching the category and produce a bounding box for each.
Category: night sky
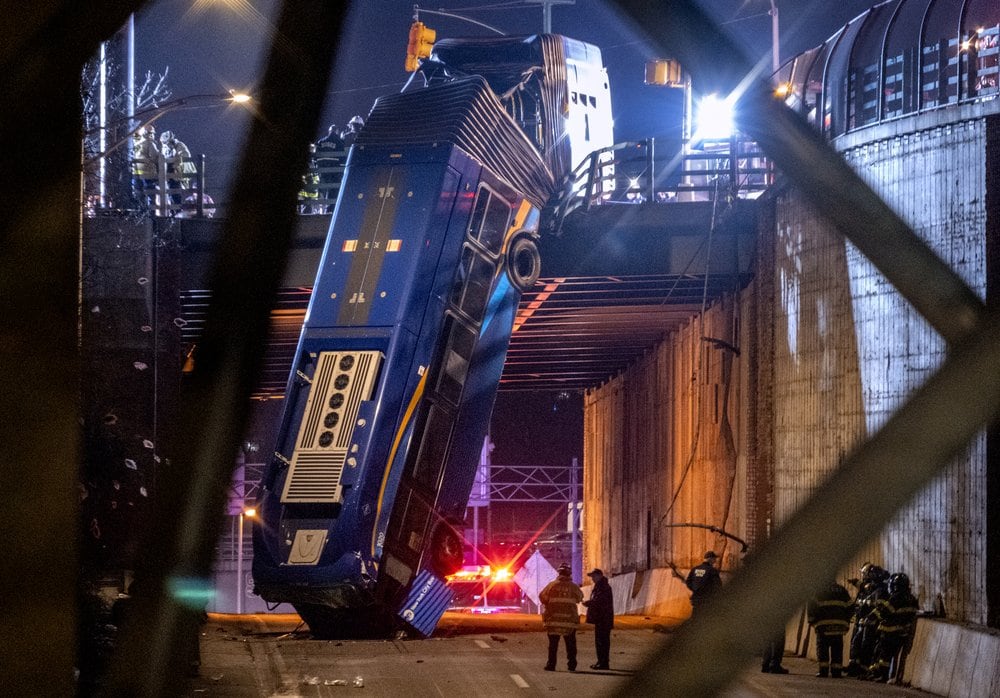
[135,0,881,173]
[131,0,881,467]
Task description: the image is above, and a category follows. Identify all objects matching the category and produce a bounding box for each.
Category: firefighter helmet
[888,572,910,594]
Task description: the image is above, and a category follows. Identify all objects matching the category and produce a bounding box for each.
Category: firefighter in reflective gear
[539,563,583,672]
[132,125,160,208]
[866,573,918,683]
[808,580,853,677]
[847,563,889,676]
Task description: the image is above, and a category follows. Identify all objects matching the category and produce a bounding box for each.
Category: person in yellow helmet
[131,125,160,209]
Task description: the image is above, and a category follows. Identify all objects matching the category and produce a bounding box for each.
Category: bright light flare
[694,93,736,141]
[492,567,511,582]
[243,507,256,517]
[229,91,252,104]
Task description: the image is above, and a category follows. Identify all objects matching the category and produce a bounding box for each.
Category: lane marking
[510,674,529,689]
[474,640,490,649]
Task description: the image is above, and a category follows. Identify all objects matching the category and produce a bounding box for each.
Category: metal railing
[85,152,347,219]
[544,137,772,234]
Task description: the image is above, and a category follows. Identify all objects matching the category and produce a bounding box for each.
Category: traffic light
[644,59,685,87]
[405,21,436,72]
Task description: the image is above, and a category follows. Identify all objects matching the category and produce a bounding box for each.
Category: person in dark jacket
[760,629,789,674]
[313,123,346,212]
[808,580,854,677]
[539,563,583,672]
[583,568,614,670]
[685,550,722,614]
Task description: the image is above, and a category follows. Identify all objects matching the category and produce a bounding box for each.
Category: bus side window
[467,189,489,239]
[411,403,454,492]
[477,195,511,254]
[436,316,477,406]
[452,246,495,323]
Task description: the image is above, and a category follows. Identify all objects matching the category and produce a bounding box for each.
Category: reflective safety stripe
[547,595,580,604]
[546,620,579,629]
[817,599,852,608]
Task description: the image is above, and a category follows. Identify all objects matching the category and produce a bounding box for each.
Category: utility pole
[769,0,779,72]
[524,0,575,33]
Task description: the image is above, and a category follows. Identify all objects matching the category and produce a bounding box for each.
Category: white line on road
[474,640,491,649]
[510,674,530,689]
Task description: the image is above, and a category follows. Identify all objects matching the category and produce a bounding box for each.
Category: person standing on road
[583,568,614,670]
[808,579,853,678]
[847,564,889,676]
[685,550,722,615]
[539,562,583,672]
[866,572,918,683]
[760,629,789,674]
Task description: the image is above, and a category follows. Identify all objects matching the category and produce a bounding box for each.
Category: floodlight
[694,93,735,141]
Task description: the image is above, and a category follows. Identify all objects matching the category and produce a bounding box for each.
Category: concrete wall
[903,618,1000,697]
[583,293,748,577]
[833,119,991,625]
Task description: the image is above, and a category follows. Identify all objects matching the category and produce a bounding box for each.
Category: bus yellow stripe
[371,370,427,555]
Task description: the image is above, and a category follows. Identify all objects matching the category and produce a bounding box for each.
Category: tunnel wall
[582,292,749,579]
[583,107,997,628]
[826,115,989,625]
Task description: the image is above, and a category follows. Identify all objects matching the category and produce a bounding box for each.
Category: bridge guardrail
[544,137,773,235]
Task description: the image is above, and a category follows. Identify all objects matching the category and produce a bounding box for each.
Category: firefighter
[539,563,583,672]
[866,572,919,683]
[847,563,888,676]
[159,130,194,208]
[132,125,160,209]
[808,579,853,677]
[342,114,365,145]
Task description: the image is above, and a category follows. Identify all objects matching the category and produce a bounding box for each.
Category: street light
[236,506,256,614]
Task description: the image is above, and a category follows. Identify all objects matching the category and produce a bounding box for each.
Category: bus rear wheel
[429,522,465,578]
[506,234,541,291]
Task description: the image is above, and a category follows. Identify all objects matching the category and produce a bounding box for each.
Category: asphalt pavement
[183,613,934,697]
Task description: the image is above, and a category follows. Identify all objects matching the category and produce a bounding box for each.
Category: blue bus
[253,34,612,638]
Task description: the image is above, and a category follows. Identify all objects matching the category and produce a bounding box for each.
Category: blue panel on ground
[399,570,453,637]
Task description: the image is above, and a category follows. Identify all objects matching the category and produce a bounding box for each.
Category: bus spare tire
[506,234,540,291]
[429,523,464,578]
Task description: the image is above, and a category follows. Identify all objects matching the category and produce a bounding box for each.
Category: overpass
[163,138,764,396]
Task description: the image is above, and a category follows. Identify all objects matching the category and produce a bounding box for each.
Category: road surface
[183,613,932,697]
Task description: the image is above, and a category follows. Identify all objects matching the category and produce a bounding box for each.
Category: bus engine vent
[281,350,383,503]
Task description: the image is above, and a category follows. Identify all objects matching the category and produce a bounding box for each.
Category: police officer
[539,563,583,672]
[583,568,614,670]
[866,573,918,683]
[314,124,346,212]
[808,579,853,678]
[685,550,722,615]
